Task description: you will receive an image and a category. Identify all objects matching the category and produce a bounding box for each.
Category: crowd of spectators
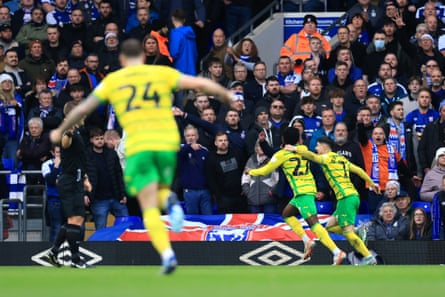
[0,0,444,240]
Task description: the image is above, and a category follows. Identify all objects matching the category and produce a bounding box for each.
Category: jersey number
[121,83,160,111]
[292,159,309,176]
[338,161,348,178]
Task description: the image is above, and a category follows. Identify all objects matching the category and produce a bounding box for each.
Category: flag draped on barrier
[88,214,373,241]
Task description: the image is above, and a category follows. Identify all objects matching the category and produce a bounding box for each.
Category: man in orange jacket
[280,14,331,74]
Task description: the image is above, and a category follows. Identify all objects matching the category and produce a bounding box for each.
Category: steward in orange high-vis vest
[280,14,331,74]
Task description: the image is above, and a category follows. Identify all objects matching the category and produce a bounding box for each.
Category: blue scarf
[371,139,398,184]
[388,118,406,160]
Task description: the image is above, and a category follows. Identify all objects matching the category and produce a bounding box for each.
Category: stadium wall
[1,241,444,266]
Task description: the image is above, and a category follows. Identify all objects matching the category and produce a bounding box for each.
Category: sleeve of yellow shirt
[294,145,323,163]
[249,152,283,176]
[349,163,375,187]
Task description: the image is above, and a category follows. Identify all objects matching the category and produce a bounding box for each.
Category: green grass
[1,266,444,297]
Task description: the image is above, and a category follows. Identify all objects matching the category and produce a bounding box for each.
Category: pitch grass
[1,265,444,297]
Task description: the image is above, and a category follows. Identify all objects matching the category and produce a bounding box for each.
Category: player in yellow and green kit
[49,39,235,274]
[285,136,381,265]
[248,127,347,265]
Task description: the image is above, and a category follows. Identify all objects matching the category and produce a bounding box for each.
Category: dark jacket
[18,54,56,82]
[17,132,52,170]
[178,143,209,190]
[367,215,409,240]
[418,119,445,171]
[27,106,64,133]
[86,146,126,201]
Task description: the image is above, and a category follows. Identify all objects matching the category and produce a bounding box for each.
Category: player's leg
[125,151,177,274]
[283,198,315,259]
[325,215,343,234]
[339,196,376,264]
[299,195,345,264]
[156,151,183,232]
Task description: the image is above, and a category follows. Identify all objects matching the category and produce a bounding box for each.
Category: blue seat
[316,201,334,214]
[358,200,370,214]
[411,201,431,213]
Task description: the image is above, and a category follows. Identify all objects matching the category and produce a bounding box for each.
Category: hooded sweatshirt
[169,25,198,75]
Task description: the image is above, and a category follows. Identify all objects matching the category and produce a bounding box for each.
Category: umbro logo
[31,242,103,267]
[239,241,309,266]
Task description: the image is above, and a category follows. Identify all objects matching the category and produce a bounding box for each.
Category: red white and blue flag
[88,214,371,241]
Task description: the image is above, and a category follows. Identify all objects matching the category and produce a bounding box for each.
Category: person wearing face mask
[363,30,390,82]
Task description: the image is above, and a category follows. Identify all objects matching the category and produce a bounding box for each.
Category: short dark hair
[317,136,335,150]
[207,56,222,67]
[120,38,143,58]
[69,83,85,93]
[387,100,403,113]
[282,127,300,145]
[90,127,104,138]
[172,9,186,22]
[301,96,315,105]
[266,75,279,84]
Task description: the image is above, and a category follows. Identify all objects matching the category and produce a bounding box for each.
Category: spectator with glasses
[408,207,432,240]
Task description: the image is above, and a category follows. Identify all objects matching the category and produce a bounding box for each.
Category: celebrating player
[285,136,381,265]
[247,127,347,265]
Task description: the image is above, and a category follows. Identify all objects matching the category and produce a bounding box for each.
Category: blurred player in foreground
[49,38,235,274]
[285,136,381,265]
[247,127,347,265]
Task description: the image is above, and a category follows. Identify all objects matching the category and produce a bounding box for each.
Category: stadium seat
[358,200,369,214]
[411,201,431,213]
[316,201,334,214]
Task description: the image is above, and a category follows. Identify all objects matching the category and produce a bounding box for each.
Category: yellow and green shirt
[249,147,317,198]
[93,65,181,156]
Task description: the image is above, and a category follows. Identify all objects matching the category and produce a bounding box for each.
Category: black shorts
[56,174,85,218]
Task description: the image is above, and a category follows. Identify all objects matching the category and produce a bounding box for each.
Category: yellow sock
[344,231,371,258]
[327,225,343,234]
[311,223,338,253]
[284,216,307,240]
[143,208,171,254]
[158,188,170,209]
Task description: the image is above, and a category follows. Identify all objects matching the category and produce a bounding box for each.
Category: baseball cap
[303,14,317,26]
[384,0,398,8]
[229,80,243,89]
[395,190,409,199]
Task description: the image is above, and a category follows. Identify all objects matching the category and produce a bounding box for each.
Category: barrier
[0,199,23,241]
[0,170,46,242]
[1,240,445,266]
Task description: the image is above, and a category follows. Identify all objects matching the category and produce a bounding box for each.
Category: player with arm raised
[285,136,381,265]
[49,38,235,275]
[247,127,346,265]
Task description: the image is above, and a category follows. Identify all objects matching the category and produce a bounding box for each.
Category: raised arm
[178,75,234,105]
[350,163,381,194]
[50,94,101,144]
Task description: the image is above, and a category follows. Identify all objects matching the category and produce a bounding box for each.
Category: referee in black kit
[43,105,93,268]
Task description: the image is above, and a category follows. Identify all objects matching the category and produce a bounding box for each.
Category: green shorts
[333,195,360,228]
[124,151,177,197]
[289,194,317,219]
